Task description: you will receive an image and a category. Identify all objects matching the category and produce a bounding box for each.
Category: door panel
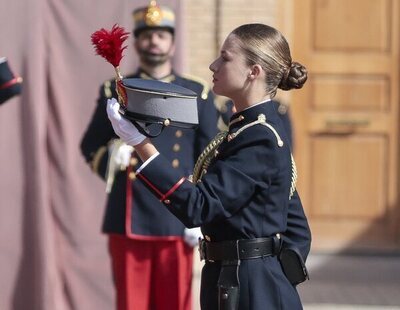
[290,0,400,250]
[313,0,390,51]
[311,75,389,111]
[310,135,387,218]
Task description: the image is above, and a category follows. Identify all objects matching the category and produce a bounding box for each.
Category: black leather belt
[199,236,282,310]
[199,236,281,262]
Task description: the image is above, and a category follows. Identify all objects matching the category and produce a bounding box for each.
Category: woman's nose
[209,59,217,72]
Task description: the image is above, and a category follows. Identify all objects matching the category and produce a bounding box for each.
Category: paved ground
[299,252,400,309]
[193,251,400,309]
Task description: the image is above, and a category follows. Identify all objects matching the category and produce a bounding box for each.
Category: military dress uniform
[80,70,219,310]
[134,100,311,310]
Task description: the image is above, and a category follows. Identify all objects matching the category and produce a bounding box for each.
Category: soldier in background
[80,2,219,310]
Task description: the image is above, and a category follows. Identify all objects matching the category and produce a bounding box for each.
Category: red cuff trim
[0,77,22,90]
[160,177,185,202]
[136,173,164,198]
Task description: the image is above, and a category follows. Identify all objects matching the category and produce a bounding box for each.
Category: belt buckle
[198,238,206,261]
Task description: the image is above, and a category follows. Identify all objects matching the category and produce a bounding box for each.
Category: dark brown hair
[232,23,307,98]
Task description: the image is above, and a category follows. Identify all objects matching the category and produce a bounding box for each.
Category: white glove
[106,98,146,146]
[105,140,134,193]
[183,227,203,247]
[110,143,134,169]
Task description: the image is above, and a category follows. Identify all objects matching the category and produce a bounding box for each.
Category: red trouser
[108,235,194,310]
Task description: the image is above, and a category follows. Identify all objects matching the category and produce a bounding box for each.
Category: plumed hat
[121,78,198,137]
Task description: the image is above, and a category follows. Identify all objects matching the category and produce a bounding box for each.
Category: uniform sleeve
[282,190,312,261]
[80,84,118,179]
[194,90,219,158]
[136,136,278,228]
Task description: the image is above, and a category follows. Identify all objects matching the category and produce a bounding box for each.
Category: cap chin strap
[123,110,198,137]
[132,119,166,138]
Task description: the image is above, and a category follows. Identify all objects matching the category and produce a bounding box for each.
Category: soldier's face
[135,29,175,66]
[209,34,251,99]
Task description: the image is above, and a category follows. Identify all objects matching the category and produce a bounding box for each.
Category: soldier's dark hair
[231,23,307,98]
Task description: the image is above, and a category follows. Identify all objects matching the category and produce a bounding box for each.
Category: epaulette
[181,74,210,100]
[103,80,113,99]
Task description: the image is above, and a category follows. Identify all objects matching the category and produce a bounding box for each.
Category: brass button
[205,235,211,241]
[175,130,183,138]
[172,159,179,168]
[164,199,171,204]
[128,172,136,180]
[172,143,180,152]
[130,157,138,166]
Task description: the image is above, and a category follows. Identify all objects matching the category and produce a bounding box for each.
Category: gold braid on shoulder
[289,153,298,200]
[192,131,228,183]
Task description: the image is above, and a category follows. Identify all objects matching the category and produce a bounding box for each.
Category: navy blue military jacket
[136,100,311,309]
[80,70,219,239]
[136,100,311,257]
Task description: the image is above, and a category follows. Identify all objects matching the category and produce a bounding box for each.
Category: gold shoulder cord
[192,114,298,199]
[289,154,298,200]
[228,114,283,147]
[192,131,228,183]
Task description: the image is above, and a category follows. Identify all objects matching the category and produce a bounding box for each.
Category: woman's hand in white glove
[106,98,146,146]
[183,227,203,247]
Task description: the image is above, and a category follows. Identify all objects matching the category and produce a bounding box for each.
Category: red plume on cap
[91,24,129,68]
[91,24,129,105]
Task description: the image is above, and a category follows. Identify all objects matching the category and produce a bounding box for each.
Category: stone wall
[184,0,292,106]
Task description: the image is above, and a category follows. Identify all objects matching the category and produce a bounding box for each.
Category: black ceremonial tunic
[136,101,311,309]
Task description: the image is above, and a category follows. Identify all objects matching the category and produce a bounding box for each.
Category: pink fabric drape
[0,1,184,309]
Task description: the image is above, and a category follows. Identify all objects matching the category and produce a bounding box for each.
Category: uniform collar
[137,69,176,83]
[228,100,276,132]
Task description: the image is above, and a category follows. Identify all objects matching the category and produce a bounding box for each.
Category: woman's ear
[248,64,263,80]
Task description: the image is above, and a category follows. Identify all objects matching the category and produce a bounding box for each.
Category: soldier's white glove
[105,140,134,193]
[109,142,134,169]
[106,98,146,146]
[183,227,202,247]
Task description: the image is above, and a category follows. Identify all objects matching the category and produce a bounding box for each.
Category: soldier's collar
[228,100,272,130]
[138,70,176,83]
[229,114,245,127]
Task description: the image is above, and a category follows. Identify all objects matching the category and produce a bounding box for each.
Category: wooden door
[290,0,400,251]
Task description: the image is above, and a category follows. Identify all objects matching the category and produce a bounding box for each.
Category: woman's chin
[212,86,224,96]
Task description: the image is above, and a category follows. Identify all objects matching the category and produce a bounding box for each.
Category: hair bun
[278,62,308,91]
